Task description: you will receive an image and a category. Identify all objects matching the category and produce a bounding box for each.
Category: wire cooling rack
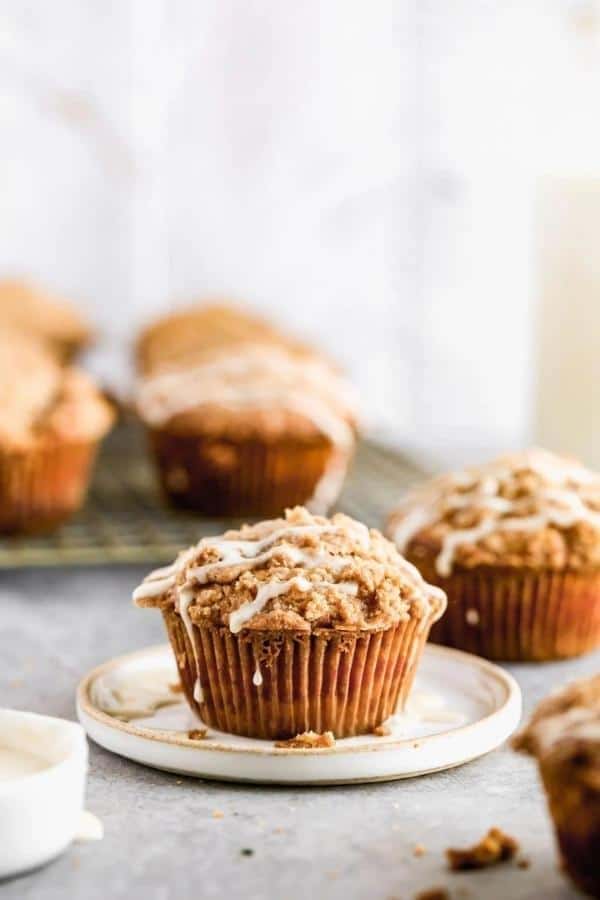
[0,423,422,568]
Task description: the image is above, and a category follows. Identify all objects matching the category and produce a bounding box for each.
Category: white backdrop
[1,1,599,466]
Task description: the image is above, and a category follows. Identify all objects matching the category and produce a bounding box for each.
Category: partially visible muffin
[514,675,600,897]
[134,506,446,739]
[387,448,600,660]
[135,302,307,376]
[136,337,358,516]
[0,329,113,532]
[0,279,92,360]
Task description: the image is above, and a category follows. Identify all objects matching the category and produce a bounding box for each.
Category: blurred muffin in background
[387,448,600,661]
[0,329,114,533]
[0,279,92,361]
[134,506,446,739]
[135,302,308,375]
[135,304,359,517]
[514,675,600,897]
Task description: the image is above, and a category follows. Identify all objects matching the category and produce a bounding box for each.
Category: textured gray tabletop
[2,566,598,900]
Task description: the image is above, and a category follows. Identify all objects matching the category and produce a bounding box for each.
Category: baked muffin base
[0,440,100,534]
[149,428,349,517]
[540,763,600,896]
[163,613,430,739]
[416,562,600,661]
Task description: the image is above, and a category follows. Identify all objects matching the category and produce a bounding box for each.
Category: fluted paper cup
[421,564,600,661]
[148,427,352,517]
[0,440,100,534]
[162,611,433,740]
[538,760,600,897]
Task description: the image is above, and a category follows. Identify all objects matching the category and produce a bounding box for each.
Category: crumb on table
[275,730,335,749]
[446,827,519,871]
[414,888,450,900]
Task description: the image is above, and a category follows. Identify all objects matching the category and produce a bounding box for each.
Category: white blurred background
[1,1,600,468]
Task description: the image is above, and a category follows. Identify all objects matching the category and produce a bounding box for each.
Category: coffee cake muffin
[133,506,446,739]
[387,449,600,660]
[514,675,600,896]
[0,279,92,361]
[0,329,114,532]
[136,340,358,516]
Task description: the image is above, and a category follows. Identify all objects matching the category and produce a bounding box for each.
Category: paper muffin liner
[418,563,600,661]
[540,765,600,897]
[0,440,100,534]
[148,427,351,517]
[162,611,431,739]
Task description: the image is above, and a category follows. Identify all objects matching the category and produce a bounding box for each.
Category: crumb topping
[274,730,335,749]
[133,506,447,633]
[135,303,311,375]
[514,675,600,782]
[388,448,600,573]
[135,341,358,447]
[0,279,91,353]
[0,330,113,448]
[446,827,519,871]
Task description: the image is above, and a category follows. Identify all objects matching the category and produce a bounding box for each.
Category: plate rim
[77,642,522,758]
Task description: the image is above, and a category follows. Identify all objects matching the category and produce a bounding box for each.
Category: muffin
[133,506,446,739]
[387,448,600,661]
[135,302,307,376]
[514,675,600,896]
[0,279,92,361]
[0,329,114,533]
[136,340,358,516]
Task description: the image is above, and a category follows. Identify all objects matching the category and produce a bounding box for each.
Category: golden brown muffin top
[387,449,600,574]
[133,506,447,632]
[135,302,309,375]
[514,675,600,787]
[0,328,114,449]
[0,279,92,358]
[135,340,358,447]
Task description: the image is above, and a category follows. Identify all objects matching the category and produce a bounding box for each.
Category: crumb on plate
[275,730,335,749]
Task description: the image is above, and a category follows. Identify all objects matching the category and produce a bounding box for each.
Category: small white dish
[0,709,88,879]
[77,643,521,785]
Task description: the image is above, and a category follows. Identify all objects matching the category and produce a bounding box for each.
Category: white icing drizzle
[529,706,600,754]
[252,664,263,687]
[178,587,204,704]
[136,344,358,513]
[390,449,600,576]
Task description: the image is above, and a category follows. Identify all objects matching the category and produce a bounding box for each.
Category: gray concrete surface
[1,565,597,900]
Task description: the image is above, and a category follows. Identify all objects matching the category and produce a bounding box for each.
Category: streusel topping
[136,342,357,444]
[0,279,91,352]
[514,675,600,777]
[134,506,446,632]
[0,329,113,448]
[387,449,600,574]
[136,303,307,375]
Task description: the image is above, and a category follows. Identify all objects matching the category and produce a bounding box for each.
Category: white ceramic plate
[77,643,521,785]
